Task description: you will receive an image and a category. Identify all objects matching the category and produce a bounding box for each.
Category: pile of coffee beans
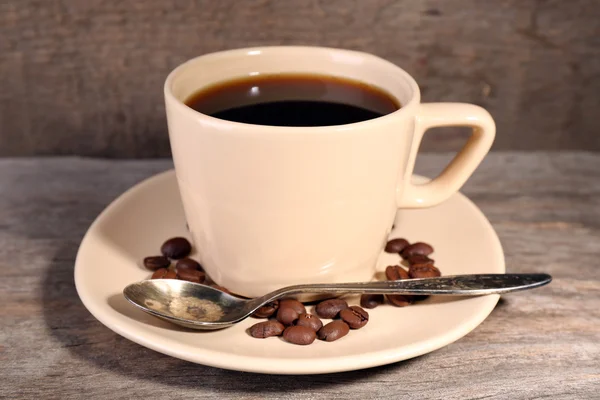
[370,237,441,307]
[143,237,230,292]
[140,236,439,345]
[248,297,368,345]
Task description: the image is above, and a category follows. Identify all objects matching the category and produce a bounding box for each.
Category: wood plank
[1,0,599,156]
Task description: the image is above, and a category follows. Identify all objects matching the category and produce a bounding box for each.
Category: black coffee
[184,74,400,127]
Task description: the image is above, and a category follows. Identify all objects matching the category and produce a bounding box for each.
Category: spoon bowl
[123,273,552,330]
[123,280,252,329]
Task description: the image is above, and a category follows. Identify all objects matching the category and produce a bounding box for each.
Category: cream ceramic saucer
[75,170,504,375]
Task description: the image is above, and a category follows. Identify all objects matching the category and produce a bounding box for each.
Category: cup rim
[164,46,421,132]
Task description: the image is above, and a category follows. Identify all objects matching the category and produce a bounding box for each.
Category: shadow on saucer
[42,242,425,393]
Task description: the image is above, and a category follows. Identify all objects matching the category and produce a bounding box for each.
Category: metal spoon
[123,273,551,330]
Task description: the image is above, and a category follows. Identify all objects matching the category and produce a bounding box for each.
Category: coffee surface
[184,74,400,127]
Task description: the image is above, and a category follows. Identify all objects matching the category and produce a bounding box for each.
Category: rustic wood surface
[1,153,598,399]
[1,0,600,156]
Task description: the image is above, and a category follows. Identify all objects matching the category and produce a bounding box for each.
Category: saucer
[75,170,504,374]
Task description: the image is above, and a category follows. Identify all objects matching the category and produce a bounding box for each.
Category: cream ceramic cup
[164,46,495,297]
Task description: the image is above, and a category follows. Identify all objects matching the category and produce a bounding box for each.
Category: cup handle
[398,103,495,208]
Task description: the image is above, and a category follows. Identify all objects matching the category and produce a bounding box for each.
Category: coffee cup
[164,46,495,297]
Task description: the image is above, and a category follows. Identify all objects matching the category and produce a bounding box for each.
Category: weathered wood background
[1,0,599,157]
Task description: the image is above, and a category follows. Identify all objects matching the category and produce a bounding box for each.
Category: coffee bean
[283,326,317,345]
[407,254,434,266]
[161,237,192,259]
[143,256,170,271]
[177,269,206,283]
[360,294,384,309]
[253,301,280,318]
[295,313,323,332]
[279,299,306,315]
[409,264,441,279]
[151,268,169,279]
[385,265,409,280]
[276,307,299,326]
[385,238,409,253]
[385,265,413,307]
[248,320,285,338]
[175,258,202,272]
[402,242,434,258]
[340,306,369,329]
[315,299,348,319]
[386,294,413,307]
[164,269,178,279]
[317,320,350,342]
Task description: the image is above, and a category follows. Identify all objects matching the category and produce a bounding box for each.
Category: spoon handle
[269,274,552,299]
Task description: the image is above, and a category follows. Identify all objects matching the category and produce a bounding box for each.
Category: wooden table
[1,153,598,399]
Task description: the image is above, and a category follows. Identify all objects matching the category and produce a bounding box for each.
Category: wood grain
[1,0,599,157]
[0,153,598,399]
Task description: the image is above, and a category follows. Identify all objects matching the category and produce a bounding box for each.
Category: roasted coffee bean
[248,320,285,338]
[409,264,441,279]
[385,265,410,280]
[315,299,348,319]
[385,238,409,253]
[402,242,434,258]
[253,301,280,318]
[277,307,299,326]
[385,265,413,307]
[151,268,169,279]
[386,294,413,307]
[340,306,369,329]
[177,269,206,283]
[317,320,350,342]
[143,255,170,271]
[295,313,323,332]
[175,258,202,272]
[161,237,192,259]
[279,299,306,315]
[407,254,434,266]
[283,326,317,345]
[164,269,178,279]
[360,294,384,309]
